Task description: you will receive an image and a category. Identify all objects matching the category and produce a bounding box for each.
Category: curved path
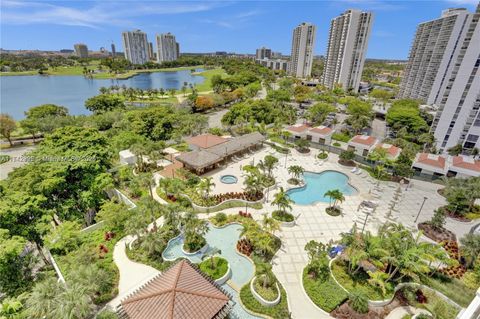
[107,216,164,309]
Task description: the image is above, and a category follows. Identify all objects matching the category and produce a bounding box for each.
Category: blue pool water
[162,223,254,287]
[220,175,238,184]
[286,170,357,205]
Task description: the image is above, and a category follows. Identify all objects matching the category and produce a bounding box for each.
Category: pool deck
[110,144,473,319]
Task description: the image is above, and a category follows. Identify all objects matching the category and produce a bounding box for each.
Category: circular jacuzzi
[220,175,238,184]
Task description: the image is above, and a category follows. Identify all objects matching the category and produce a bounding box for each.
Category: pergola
[176,132,265,174]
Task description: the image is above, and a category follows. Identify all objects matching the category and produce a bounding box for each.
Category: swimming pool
[286,170,357,205]
[162,223,255,287]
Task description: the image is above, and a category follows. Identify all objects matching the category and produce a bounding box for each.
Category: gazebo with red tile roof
[285,124,311,138]
[118,259,233,319]
[307,126,334,145]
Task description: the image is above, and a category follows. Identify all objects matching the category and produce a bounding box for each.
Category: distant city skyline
[1,0,479,59]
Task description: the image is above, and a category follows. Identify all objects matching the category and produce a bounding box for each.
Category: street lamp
[414,197,428,223]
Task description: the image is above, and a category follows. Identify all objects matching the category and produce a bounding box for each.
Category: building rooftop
[451,155,480,173]
[286,124,310,133]
[349,135,378,146]
[377,143,402,158]
[186,134,228,149]
[119,259,233,319]
[309,126,333,136]
[414,153,447,169]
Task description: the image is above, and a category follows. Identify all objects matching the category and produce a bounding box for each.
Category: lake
[0,69,204,119]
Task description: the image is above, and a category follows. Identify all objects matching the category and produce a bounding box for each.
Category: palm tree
[288,165,305,181]
[26,277,62,318]
[324,189,345,208]
[263,155,279,178]
[53,283,95,319]
[137,172,155,199]
[262,214,281,234]
[272,187,294,215]
[198,177,215,199]
[243,170,264,195]
[460,233,480,268]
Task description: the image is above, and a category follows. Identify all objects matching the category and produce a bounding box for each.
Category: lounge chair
[351,167,357,173]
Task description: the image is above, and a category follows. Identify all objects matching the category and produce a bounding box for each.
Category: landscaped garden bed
[198,256,229,280]
[251,276,280,302]
[326,206,342,216]
[331,259,395,301]
[272,210,294,222]
[418,222,456,243]
[240,281,290,318]
[302,268,348,312]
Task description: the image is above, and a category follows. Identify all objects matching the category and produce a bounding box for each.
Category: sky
[0,0,478,60]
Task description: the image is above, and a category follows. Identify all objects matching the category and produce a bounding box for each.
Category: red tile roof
[350,135,378,146]
[377,143,401,157]
[186,134,227,149]
[451,155,480,172]
[309,126,333,135]
[415,153,446,169]
[119,260,232,319]
[286,124,310,133]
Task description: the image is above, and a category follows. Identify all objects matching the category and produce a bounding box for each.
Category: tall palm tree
[263,155,279,178]
[198,177,215,199]
[262,214,281,234]
[324,189,345,208]
[460,233,480,268]
[288,165,305,181]
[271,187,294,215]
[53,283,95,319]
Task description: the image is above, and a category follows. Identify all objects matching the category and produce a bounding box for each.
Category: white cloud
[0,1,227,28]
[331,0,405,11]
[198,9,261,29]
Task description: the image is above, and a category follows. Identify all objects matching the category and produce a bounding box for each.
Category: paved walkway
[108,145,459,318]
[384,306,430,319]
[0,145,36,180]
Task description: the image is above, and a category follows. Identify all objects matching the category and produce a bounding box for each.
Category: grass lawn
[240,280,290,319]
[302,268,348,312]
[331,260,394,301]
[194,68,227,92]
[420,273,476,307]
[253,277,279,301]
[198,257,228,280]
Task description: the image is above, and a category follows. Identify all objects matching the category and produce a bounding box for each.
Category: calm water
[286,170,358,205]
[162,223,254,287]
[0,69,204,119]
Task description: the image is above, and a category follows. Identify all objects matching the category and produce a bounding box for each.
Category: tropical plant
[324,189,345,208]
[288,165,305,182]
[349,292,369,314]
[295,138,310,152]
[271,187,294,216]
[197,177,215,199]
[460,233,480,268]
[261,214,281,235]
[182,212,208,252]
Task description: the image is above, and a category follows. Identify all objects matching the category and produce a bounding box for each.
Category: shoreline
[0,65,205,79]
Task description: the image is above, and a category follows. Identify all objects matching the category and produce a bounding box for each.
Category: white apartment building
[256,47,272,60]
[289,22,316,78]
[256,58,289,72]
[156,33,178,63]
[398,8,475,105]
[122,30,149,65]
[322,9,373,92]
[424,5,480,153]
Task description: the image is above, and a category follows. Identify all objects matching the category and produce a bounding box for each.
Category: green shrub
[339,150,355,161]
[333,142,341,147]
[349,292,369,314]
[332,132,351,143]
[318,152,328,160]
[240,281,290,319]
[302,268,348,312]
[213,212,227,224]
[272,210,294,222]
[0,155,10,164]
[326,206,341,216]
[253,277,279,301]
